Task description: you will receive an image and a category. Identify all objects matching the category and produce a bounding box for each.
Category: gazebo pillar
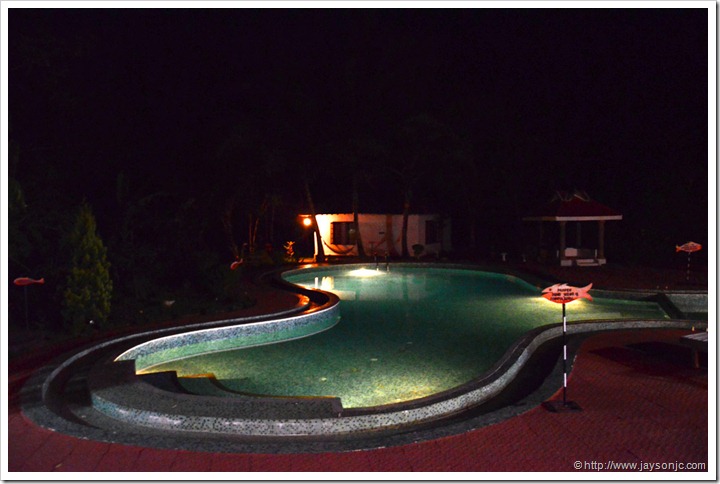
[597,220,605,261]
[576,222,582,247]
[559,221,567,262]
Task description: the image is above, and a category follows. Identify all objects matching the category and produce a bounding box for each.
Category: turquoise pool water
[143,267,668,408]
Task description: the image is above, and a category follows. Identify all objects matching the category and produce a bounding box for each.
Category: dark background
[7,8,710,328]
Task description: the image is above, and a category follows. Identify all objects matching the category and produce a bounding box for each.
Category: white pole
[562,302,567,406]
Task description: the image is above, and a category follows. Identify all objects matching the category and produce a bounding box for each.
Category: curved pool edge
[115,292,340,372]
[20,262,708,451]
[26,320,698,446]
[77,318,705,440]
[19,284,337,436]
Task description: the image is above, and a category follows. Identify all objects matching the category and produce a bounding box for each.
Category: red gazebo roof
[523,190,622,222]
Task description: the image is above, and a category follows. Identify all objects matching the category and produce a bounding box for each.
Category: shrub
[62,203,113,335]
[412,244,425,258]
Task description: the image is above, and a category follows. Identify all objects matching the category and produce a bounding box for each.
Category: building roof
[312,213,442,217]
[522,190,623,222]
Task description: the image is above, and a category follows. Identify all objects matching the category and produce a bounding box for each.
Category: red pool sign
[13,277,45,286]
[676,241,702,253]
[542,283,593,304]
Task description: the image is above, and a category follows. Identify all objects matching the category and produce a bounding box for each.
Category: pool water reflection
[143,267,668,408]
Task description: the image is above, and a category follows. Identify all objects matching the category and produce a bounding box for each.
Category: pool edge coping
[21,262,709,448]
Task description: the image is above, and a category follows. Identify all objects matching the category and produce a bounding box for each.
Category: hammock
[322,239,357,255]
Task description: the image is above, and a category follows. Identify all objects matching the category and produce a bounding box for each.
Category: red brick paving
[6,328,710,475]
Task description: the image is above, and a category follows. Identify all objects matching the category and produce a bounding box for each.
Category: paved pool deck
[5,269,713,476]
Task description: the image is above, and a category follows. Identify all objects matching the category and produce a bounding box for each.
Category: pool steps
[86,319,703,437]
[90,359,344,421]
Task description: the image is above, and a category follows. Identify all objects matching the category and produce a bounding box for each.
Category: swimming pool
[24,263,703,448]
[141,266,669,408]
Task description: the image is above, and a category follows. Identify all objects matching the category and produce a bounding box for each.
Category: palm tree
[390,114,452,257]
[303,177,325,263]
[436,136,484,253]
[351,172,365,258]
[327,136,386,259]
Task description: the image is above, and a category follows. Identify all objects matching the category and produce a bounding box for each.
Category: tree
[274,87,327,262]
[351,172,366,258]
[323,136,386,259]
[109,174,171,300]
[391,114,453,257]
[348,137,387,259]
[303,177,326,263]
[62,203,113,334]
[8,134,77,331]
[436,136,485,255]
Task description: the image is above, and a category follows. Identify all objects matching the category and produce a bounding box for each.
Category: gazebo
[522,190,622,266]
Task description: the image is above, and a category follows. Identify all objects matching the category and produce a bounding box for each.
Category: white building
[304,213,451,258]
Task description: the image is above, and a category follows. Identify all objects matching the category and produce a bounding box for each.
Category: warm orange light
[302,217,312,227]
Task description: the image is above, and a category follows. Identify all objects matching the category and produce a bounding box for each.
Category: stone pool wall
[88,319,703,437]
[23,262,708,446]
[115,295,340,372]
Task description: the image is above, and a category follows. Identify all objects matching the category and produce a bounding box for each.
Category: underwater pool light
[347,268,384,277]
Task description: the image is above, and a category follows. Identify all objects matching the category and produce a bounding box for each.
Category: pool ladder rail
[374,253,390,272]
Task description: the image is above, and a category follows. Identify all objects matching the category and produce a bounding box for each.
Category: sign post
[541,283,591,413]
[13,277,45,331]
[676,241,702,282]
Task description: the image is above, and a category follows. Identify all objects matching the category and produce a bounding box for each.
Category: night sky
[7,6,711,268]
